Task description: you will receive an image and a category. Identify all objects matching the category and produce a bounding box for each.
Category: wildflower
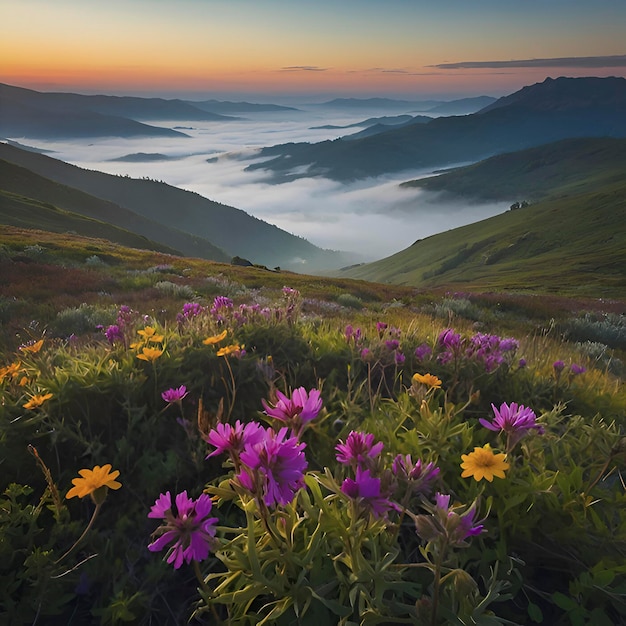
[23,393,53,409]
[518,358,527,368]
[136,326,164,343]
[178,302,205,323]
[360,348,372,361]
[19,339,44,354]
[341,467,396,519]
[412,372,442,389]
[237,427,307,507]
[553,360,565,372]
[336,431,384,470]
[392,454,440,495]
[148,491,218,569]
[385,339,400,351]
[216,344,241,357]
[438,328,461,350]
[480,402,544,449]
[66,464,122,500]
[262,387,323,437]
[414,343,432,361]
[460,444,509,482]
[206,420,265,460]
[137,347,164,362]
[203,329,228,345]
[376,321,388,337]
[104,324,124,344]
[432,493,484,544]
[162,385,188,404]
[570,363,586,376]
[0,361,23,384]
[395,352,406,365]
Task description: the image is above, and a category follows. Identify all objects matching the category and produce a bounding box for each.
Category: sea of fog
[26,106,508,261]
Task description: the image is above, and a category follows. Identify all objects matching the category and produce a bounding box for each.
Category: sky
[2,0,626,101]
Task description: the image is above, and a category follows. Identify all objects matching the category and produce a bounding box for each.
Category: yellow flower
[412,372,442,389]
[203,329,228,345]
[216,344,241,357]
[0,361,23,384]
[19,339,44,354]
[461,444,510,482]
[137,347,164,362]
[137,326,164,343]
[23,393,53,410]
[66,464,122,499]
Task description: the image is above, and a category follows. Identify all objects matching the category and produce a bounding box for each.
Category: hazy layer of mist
[22,105,508,260]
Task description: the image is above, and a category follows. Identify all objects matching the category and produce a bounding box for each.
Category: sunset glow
[2,0,625,99]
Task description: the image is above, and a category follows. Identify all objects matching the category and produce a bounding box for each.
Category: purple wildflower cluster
[344,324,363,346]
[436,328,519,372]
[392,454,440,496]
[554,360,587,382]
[262,387,323,438]
[103,305,139,346]
[480,402,544,450]
[147,491,219,569]
[210,296,234,323]
[176,302,206,324]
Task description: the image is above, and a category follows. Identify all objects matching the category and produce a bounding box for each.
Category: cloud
[280,66,328,72]
[431,54,626,70]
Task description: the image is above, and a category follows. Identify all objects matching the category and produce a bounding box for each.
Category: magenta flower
[335,431,384,470]
[392,454,440,495]
[206,420,265,463]
[414,343,432,361]
[570,363,586,376]
[148,491,219,569]
[376,321,388,337]
[161,385,188,404]
[480,402,544,450]
[104,324,124,344]
[262,387,323,437]
[237,427,307,507]
[341,467,396,519]
[553,360,565,372]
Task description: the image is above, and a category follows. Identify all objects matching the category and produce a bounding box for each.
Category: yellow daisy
[136,326,164,343]
[203,329,228,345]
[216,344,241,357]
[23,393,53,410]
[66,464,122,499]
[0,361,23,384]
[412,372,442,389]
[461,444,510,482]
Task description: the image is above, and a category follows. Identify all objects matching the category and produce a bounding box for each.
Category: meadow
[1,226,625,625]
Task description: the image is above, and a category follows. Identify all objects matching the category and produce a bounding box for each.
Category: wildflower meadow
[1,277,626,625]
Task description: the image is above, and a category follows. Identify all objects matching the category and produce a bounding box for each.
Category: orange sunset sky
[2,0,626,100]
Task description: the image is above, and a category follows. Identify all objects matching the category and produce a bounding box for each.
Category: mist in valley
[22,104,509,262]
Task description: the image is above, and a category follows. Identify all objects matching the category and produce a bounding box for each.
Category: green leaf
[528,601,543,623]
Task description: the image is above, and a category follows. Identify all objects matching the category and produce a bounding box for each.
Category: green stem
[193,560,222,624]
[55,502,101,564]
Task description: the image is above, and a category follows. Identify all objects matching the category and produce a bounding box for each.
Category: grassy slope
[0,159,231,262]
[401,137,626,201]
[337,179,626,298]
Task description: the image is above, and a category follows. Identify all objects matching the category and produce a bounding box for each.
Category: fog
[26,106,509,261]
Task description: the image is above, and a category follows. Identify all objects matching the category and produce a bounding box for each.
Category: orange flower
[137,347,164,362]
[203,330,228,345]
[216,344,241,357]
[460,444,509,482]
[0,361,23,384]
[19,339,44,354]
[66,464,122,499]
[23,393,53,409]
[136,326,164,343]
[412,373,442,389]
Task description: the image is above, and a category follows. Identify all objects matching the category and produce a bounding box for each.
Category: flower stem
[55,502,101,564]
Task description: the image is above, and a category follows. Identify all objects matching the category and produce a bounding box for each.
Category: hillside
[0,159,230,262]
[245,77,626,182]
[0,143,354,271]
[401,137,626,201]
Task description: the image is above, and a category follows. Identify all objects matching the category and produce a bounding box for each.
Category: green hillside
[401,137,626,201]
[0,159,231,262]
[337,179,626,298]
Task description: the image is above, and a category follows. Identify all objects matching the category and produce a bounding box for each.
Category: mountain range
[244,77,626,182]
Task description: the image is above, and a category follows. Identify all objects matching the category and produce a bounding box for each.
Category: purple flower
[360,348,372,361]
[237,427,307,507]
[341,467,395,519]
[335,431,384,470]
[161,385,188,404]
[480,402,544,448]
[438,328,462,350]
[518,358,527,368]
[395,351,406,365]
[553,360,565,372]
[262,387,323,437]
[385,339,400,351]
[570,363,586,376]
[376,322,388,337]
[177,302,205,323]
[206,420,265,460]
[148,491,219,569]
[392,454,440,495]
[104,324,124,344]
[414,343,432,361]
[499,338,519,352]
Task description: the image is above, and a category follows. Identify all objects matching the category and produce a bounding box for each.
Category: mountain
[310,115,416,130]
[244,77,626,183]
[0,143,355,271]
[188,99,299,114]
[315,97,441,110]
[335,136,626,297]
[401,137,626,201]
[423,96,497,115]
[0,158,230,261]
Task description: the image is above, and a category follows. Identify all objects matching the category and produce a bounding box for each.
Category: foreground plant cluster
[1,287,626,625]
